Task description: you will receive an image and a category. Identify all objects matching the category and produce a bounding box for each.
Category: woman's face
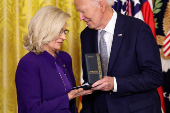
[43,23,68,55]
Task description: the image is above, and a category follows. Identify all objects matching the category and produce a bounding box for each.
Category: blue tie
[99,30,108,76]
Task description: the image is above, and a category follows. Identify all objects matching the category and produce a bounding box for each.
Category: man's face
[74,0,103,30]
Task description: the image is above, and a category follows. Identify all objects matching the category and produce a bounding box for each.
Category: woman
[15,5,82,113]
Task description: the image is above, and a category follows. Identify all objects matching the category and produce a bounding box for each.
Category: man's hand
[92,76,114,91]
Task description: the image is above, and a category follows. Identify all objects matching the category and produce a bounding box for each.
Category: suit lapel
[108,13,125,74]
[87,28,98,53]
[56,55,74,87]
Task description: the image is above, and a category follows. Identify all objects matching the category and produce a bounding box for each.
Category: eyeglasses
[60,29,69,35]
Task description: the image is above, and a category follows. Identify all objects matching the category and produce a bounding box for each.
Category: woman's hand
[68,88,93,100]
[68,88,83,100]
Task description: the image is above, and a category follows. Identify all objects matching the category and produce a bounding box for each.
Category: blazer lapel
[56,56,74,87]
[108,13,125,74]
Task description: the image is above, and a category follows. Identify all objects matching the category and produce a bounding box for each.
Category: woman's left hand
[68,88,93,100]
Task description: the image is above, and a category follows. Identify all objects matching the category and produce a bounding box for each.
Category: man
[74,0,163,113]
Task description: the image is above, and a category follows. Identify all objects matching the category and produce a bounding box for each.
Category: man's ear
[99,0,106,12]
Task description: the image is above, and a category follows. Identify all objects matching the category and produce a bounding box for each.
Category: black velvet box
[71,53,103,90]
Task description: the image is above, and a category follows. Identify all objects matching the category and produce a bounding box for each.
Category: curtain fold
[0,0,85,112]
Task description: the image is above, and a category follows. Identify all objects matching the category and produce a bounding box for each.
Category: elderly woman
[15,5,82,113]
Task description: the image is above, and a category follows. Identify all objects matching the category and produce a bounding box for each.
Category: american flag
[163,31,170,57]
[112,0,165,113]
[113,0,156,38]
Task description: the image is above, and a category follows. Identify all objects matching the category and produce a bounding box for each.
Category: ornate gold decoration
[156,1,170,60]
[156,35,165,46]
[163,1,170,35]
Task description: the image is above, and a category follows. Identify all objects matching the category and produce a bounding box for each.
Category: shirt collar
[99,9,117,34]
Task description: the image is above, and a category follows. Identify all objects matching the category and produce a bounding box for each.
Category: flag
[153,0,170,113]
[113,0,156,38]
[113,0,165,113]
[163,31,170,57]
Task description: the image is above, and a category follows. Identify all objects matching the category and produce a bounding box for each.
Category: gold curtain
[0,0,86,112]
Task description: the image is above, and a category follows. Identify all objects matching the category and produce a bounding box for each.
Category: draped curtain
[0,0,86,112]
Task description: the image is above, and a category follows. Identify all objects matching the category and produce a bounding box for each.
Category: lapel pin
[118,34,122,36]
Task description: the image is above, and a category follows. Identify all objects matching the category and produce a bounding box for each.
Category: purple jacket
[15,51,77,113]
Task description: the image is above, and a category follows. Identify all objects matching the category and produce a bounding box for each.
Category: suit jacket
[80,13,163,113]
[15,51,77,113]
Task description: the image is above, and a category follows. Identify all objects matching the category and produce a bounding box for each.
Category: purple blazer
[15,51,77,113]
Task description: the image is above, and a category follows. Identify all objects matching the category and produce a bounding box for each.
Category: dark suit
[80,13,163,113]
[15,51,77,113]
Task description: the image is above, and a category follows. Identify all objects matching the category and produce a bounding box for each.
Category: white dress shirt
[98,9,117,92]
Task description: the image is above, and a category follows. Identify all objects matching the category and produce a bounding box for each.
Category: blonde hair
[23,5,71,54]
